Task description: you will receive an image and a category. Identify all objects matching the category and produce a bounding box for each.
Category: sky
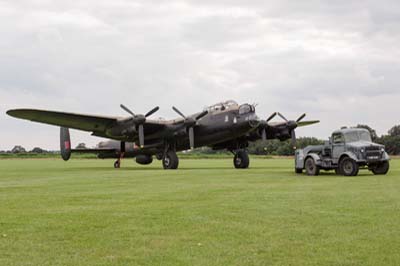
[1,0,400,150]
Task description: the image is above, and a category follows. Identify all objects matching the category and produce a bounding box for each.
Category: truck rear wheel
[371,161,390,175]
[339,157,359,176]
[305,157,319,176]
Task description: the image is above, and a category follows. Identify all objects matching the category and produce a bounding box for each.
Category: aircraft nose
[248,114,260,128]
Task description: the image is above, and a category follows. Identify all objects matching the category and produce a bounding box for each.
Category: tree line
[247,124,400,156]
[2,125,400,156]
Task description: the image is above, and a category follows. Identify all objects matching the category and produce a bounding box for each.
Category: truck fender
[304,153,322,167]
[383,152,390,161]
[339,152,358,163]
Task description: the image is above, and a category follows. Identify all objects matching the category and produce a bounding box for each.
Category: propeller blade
[120,104,135,117]
[172,106,186,119]
[296,113,306,123]
[145,106,160,117]
[189,127,194,149]
[291,129,297,149]
[138,124,144,148]
[261,128,267,141]
[277,112,288,122]
[297,120,320,127]
[266,112,277,122]
[195,110,208,120]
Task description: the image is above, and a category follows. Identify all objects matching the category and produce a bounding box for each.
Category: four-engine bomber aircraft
[6,100,319,169]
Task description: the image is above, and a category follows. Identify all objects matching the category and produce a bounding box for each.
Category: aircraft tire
[114,160,120,169]
[234,150,249,169]
[163,151,179,170]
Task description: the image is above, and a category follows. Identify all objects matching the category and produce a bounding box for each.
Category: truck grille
[365,146,380,151]
[366,151,381,160]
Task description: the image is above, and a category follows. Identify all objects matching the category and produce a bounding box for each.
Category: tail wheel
[163,150,179,170]
[339,157,359,176]
[305,157,320,176]
[233,150,249,169]
[371,161,390,175]
[114,160,121,169]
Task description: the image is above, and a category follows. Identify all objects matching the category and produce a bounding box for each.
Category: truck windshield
[344,131,372,142]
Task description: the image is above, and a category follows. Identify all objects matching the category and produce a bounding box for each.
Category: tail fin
[60,127,71,161]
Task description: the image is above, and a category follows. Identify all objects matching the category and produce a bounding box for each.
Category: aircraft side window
[333,133,344,144]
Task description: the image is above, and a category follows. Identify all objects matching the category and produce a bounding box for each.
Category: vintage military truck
[295,128,390,176]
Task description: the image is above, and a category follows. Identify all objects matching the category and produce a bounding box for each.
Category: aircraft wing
[6,109,118,132]
[297,120,320,127]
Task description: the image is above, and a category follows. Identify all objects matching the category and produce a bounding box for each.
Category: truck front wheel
[371,161,390,175]
[339,157,359,176]
[305,157,320,176]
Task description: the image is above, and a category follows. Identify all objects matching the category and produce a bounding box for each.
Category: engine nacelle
[135,155,153,165]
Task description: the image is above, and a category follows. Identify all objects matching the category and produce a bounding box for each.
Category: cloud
[1,0,400,150]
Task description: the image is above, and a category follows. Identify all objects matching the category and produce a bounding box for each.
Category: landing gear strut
[114,152,124,169]
[233,149,249,169]
[114,141,126,169]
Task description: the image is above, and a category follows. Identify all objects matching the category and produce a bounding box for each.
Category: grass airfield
[0,158,400,266]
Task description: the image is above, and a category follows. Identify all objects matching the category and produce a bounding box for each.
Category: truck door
[332,133,345,164]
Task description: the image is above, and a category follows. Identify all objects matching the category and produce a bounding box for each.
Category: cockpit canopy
[204,100,239,113]
[238,104,255,115]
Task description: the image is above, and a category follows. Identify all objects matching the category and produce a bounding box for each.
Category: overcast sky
[1,0,400,150]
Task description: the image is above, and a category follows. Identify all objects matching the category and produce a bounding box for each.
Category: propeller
[172,106,208,149]
[120,104,160,148]
[260,112,278,141]
[263,112,319,149]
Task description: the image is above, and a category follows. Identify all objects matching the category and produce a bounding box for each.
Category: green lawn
[0,158,400,266]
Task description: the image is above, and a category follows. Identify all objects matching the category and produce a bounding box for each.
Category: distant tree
[379,135,400,155]
[248,137,324,156]
[388,125,400,137]
[75,143,87,149]
[31,147,45,153]
[11,145,26,153]
[355,124,378,141]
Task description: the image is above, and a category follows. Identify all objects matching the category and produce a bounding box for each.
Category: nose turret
[248,113,260,128]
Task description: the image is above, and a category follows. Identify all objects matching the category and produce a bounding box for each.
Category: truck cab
[295,128,390,176]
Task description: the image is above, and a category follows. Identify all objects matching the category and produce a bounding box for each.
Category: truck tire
[339,157,359,176]
[305,157,319,176]
[371,161,390,175]
[295,168,303,174]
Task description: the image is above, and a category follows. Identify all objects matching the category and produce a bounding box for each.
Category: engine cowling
[135,155,153,165]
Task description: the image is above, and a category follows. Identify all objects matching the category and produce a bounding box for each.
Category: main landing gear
[233,149,249,169]
[162,143,179,170]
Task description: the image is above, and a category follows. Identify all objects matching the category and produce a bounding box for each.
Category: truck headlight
[361,148,365,153]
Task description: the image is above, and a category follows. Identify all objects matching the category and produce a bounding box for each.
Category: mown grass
[0,158,399,266]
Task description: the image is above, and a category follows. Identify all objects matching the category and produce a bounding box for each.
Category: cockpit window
[204,100,239,113]
[332,133,344,144]
[239,104,253,115]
